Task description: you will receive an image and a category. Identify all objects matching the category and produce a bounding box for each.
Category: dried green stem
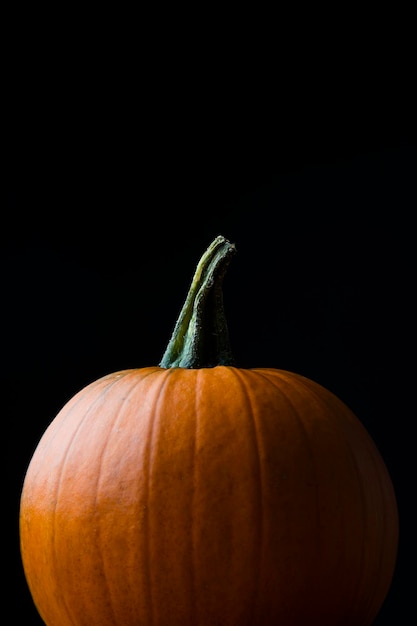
[159,235,236,368]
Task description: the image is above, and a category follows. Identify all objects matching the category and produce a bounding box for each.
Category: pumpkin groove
[229,367,264,624]
[19,236,398,625]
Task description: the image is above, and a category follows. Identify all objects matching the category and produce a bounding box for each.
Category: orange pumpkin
[20,236,398,626]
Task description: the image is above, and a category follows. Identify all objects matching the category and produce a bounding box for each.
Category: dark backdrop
[4,29,416,624]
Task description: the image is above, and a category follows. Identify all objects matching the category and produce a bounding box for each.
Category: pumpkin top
[159,235,236,369]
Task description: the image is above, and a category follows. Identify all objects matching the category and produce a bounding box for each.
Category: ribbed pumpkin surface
[20,365,398,626]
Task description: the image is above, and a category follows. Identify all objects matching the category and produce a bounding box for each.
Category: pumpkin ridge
[321,397,368,623]
[263,370,367,619]
[190,367,201,625]
[280,372,397,624]
[49,372,138,625]
[251,368,322,615]
[94,373,152,626]
[228,367,264,621]
[312,376,395,625]
[356,446,391,626]
[282,375,372,626]
[337,421,382,624]
[144,367,175,625]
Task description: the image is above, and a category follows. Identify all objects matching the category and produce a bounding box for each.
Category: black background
[4,17,416,624]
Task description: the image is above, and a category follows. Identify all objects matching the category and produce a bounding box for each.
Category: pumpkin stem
[159,235,237,369]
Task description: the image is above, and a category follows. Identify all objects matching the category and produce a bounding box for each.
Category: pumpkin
[20,235,398,626]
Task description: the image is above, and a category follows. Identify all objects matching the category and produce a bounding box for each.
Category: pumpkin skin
[20,365,398,626]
